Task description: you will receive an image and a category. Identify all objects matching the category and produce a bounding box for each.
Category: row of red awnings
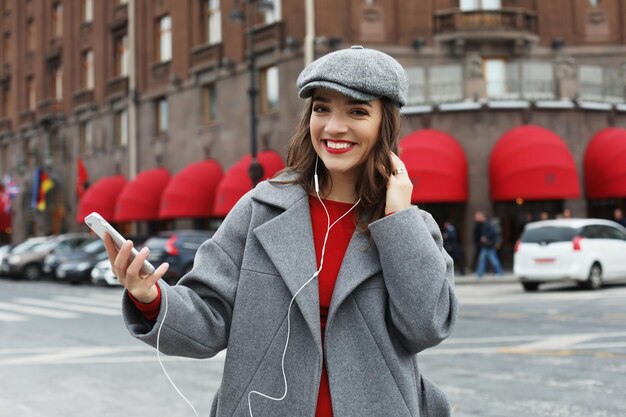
[76,125,626,223]
[75,150,285,223]
[401,125,626,204]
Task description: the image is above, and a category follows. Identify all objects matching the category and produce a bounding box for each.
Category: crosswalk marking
[53,295,121,309]
[0,311,26,322]
[0,301,79,319]
[14,298,120,316]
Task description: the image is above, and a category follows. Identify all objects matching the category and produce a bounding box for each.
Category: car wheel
[23,264,42,281]
[522,282,540,292]
[584,263,603,290]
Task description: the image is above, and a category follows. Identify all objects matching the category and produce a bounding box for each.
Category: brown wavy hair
[275,97,401,233]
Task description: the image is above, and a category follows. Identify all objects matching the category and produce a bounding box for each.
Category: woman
[106,46,458,417]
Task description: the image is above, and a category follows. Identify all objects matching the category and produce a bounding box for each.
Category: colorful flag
[37,170,54,212]
[77,158,89,199]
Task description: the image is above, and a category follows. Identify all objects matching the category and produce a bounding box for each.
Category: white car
[90,259,119,286]
[514,218,626,291]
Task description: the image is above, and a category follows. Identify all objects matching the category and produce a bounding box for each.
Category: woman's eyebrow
[347,99,372,107]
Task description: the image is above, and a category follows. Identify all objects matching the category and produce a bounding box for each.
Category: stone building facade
[1,0,626,268]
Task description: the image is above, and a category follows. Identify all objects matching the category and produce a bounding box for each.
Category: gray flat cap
[297,45,408,108]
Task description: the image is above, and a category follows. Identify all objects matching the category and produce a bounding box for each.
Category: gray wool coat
[122,173,459,417]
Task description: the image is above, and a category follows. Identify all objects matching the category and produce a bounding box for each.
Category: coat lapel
[328,230,381,320]
[252,180,322,352]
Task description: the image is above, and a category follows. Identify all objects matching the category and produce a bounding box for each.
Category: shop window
[155,97,169,135]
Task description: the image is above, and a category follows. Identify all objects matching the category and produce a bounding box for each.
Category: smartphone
[84,212,156,276]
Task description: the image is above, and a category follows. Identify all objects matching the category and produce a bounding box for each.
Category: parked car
[514,218,626,291]
[4,233,94,280]
[0,237,53,280]
[43,236,98,278]
[0,244,15,277]
[55,239,108,284]
[91,258,119,286]
[143,230,214,285]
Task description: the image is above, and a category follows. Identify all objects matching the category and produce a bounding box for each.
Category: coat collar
[252,172,381,351]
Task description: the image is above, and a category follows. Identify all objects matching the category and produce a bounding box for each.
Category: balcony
[46,38,63,60]
[433,8,538,45]
[190,43,223,73]
[19,110,36,126]
[73,89,95,109]
[106,76,129,99]
[111,3,128,28]
[37,98,64,121]
[249,21,284,54]
[0,118,11,132]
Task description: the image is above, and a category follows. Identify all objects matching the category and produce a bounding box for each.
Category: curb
[454,274,519,285]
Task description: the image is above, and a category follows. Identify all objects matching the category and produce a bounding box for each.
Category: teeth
[326,141,353,150]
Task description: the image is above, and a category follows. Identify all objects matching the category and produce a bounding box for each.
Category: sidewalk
[454,272,518,285]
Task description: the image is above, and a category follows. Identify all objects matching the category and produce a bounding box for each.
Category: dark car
[144,230,214,285]
[43,236,98,278]
[55,236,147,284]
[55,239,108,284]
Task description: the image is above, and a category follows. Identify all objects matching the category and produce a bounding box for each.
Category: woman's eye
[351,109,368,116]
[313,105,328,113]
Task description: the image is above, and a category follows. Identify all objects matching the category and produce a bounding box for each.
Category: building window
[1,85,10,118]
[428,64,463,103]
[115,109,128,147]
[155,97,168,135]
[2,32,9,60]
[202,0,221,44]
[26,76,36,111]
[259,66,279,113]
[262,0,281,24]
[26,18,35,51]
[82,0,93,23]
[114,34,129,77]
[117,0,128,4]
[50,61,63,101]
[460,0,500,11]
[157,15,172,62]
[202,83,217,125]
[80,120,93,154]
[82,49,94,90]
[589,0,600,6]
[484,58,508,98]
[52,3,63,38]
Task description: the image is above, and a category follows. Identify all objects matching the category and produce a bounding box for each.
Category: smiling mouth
[323,140,355,153]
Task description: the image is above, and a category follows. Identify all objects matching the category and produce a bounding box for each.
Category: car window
[580,225,600,239]
[12,239,47,254]
[603,225,626,240]
[521,226,579,243]
[82,240,105,254]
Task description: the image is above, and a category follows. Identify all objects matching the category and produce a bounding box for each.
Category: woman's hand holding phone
[102,233,169,304]
[385,152,412,215]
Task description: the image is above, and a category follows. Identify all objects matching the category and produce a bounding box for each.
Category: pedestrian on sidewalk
[475,212,503,278]
[103,46,458,417]
[613,208,626,228]
[443,220,466,275]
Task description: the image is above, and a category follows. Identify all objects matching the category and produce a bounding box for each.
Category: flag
[2,175,19,214]
[31,168,41,210]
[77,158,89,199]
[37,170,54,212]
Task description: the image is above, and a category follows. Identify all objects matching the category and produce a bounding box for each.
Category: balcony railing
[73,89,95,109]
[487,80,556,101]
[249,21,284,54]
[19,110,36,126]
[434,8,538,35]
[106,76,129,99]
[579,82,625,104]
[190,43,223,72]
[37,98,63,120]
[0,117,11,132]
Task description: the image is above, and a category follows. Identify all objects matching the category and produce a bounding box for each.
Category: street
[1,278,625,417]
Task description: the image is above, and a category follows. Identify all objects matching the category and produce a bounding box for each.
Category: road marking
[0,301,78,319]
[514,334,598,350]
[0,311,27,322]
[53,295,121,309]
[14,298,120,316]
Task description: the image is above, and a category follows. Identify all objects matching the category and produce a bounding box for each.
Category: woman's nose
[324,113,348,135]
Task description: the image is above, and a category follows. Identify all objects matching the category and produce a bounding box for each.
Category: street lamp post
[231,0,269,187]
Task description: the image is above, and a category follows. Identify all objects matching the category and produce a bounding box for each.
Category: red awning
[0,196,11,233]
[76,175,127,223]
[584,127,626,199]
[489,125,580,201]
[213,150,285,217]
[399,129,468,203]
[159,160,223,219]
[114,168,171,222]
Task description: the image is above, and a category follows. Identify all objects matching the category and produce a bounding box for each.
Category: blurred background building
[1,0,626,268]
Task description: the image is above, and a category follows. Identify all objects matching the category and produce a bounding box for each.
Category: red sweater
[130,195,356,417]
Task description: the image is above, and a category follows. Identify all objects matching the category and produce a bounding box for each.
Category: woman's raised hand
[103,233,169,303]
[385,152,413,215]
